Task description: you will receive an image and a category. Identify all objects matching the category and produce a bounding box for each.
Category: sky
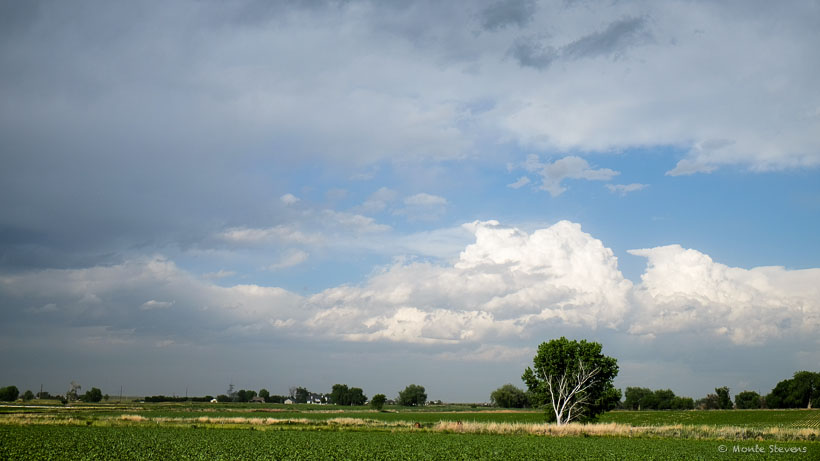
[1,0,819,403]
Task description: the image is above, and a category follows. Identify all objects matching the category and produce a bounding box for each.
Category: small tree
[522,337,619,425]
[348,387,367,406]
[735,391,762,409]
[294,387,310,404]
[715,387,732,409]
[371,394,387,410]
[330,384,351,405]
[490,384,530,408]
[623,387,652,410]
[81,387,103,403]
[66,382,81,402]
[0,386,20,401]
[398,384,427,406]
[259,389,270,402]
[697,393,720,410]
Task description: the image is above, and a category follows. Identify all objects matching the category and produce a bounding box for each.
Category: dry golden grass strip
[433,421,819,441]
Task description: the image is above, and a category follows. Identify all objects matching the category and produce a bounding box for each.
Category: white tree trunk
[543,360,600,425]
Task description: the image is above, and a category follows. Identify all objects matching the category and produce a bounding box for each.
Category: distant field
[600,409,820,429]
[2,403,819,460]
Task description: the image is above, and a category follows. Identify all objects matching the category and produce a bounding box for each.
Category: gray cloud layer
[3,0,819,271]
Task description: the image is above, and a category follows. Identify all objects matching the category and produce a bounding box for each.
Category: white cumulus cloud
[628,245,820,345]
[305,220,633,344]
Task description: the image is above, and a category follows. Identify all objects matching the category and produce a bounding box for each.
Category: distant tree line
[143,395,214,403]
[623,388,695,410]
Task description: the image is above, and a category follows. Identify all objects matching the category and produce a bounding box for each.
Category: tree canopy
[81,387,103,403]
[522,337,620,424]
[735,390,762,409]
[766,371,820,409]
[623,387,694,410]
[398,384,427,406]
[370,394,387,410]
[0,385,19,402]
[330,384,367,406]
[490,384,530,408]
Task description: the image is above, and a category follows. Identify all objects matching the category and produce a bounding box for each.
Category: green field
[600,409,820,429]
[0,425,815,461]
[1,403,819,460]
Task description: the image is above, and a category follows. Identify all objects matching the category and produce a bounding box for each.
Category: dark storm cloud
[480,0,537,30]
[508,36,558,70]
[562,16,649,59]
[509,16,650,69]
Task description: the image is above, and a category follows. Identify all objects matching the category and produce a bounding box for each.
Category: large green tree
[490,384,530,408]
[398,384,427,406]
[522,337,620,425]
[766,371,820,409]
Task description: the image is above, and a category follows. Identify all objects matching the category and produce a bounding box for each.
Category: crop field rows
[1,405,819,460]
[0,424,816,461]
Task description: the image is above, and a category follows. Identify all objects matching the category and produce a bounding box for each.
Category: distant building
[284,399,294,405]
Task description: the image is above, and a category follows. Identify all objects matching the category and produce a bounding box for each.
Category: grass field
[1,403,818,460]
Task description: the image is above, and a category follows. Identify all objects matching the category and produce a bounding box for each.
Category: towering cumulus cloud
[305,220,632,343]
[628,245,820,345]
[2,221,818,353]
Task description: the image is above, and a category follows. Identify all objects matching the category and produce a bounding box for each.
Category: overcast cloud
[1,0,818,401]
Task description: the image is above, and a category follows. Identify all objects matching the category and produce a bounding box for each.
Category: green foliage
[522,337,619,423]
[370,394,386,410]
[235,390,256,403]
[294,387,310,404]
[715,387,733,410]
[81,387,103,403]
[735,391,763,409]
[624,387,694,410]
[398,384,427,406]
[766,371,820,409]
[490,384,530,408]
[258,389,270,402]
[22,390,34,401]
[697,393,720,410]
[0,386,20,402]
[670,396,695,410]
[216,394,231,403]
[330,384,367,406]
[623,387,652,410]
